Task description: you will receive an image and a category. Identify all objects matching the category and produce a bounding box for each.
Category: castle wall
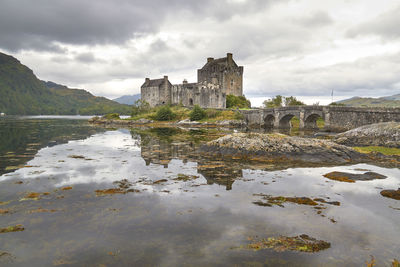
[141,54,241,109]
[171,83,225,109]
[222,67,243,96]
[197,54,243,97]
[141,85,160,107]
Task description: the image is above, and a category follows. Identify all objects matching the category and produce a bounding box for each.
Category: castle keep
[141,53,243,108]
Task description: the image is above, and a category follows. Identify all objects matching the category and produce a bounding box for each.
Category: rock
[333,122,400,147]
[380,188,400,200]
[177,119,201,125]
[135,118,153,124]
[323,171,387,183]
[217,120,246,127]
[200,133,365,165]
[88,116,101,123]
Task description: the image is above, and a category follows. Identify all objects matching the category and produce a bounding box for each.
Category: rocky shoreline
[199,133,366,165]
[88,116,246,128]
[333,122,400,147]
[89,117,399,166]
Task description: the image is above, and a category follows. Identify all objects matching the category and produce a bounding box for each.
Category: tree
[131,99,150,117]
[226,95,251,109]
[263,95,283,108]
[284,96,305,106]
[263,95,304,108]
[189,105,206,121]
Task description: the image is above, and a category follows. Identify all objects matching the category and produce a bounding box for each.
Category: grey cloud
[0,0,281,52]
[292,11,333,27]
[75,52,96,63]
[246,52,400,97]
[347,6,400,39]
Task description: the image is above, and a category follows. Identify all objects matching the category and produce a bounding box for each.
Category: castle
[141,53,243,109]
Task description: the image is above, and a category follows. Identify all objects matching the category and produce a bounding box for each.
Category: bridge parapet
[239,106,400,131]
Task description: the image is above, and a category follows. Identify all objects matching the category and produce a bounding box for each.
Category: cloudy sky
[1,0,399,105]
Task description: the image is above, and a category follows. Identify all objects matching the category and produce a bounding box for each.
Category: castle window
[231,79,234,86]
[189,98,193,106]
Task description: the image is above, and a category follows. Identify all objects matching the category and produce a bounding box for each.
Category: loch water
[0,116,399,266]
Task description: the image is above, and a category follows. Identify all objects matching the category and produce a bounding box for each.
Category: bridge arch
[304,113,324,129]
[264,114,275,128]
[279,114,297,129]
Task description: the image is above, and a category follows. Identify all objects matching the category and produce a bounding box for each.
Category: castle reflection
[132,127,242,190]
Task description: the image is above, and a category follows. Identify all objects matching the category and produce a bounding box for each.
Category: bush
[263,95,304,108]
[189,105,206,121]
[155,106,176,121]
[284,96,305,106]
[329,102,345,106]
[226,95,251,109]
[131,99,150,117]
[103,113,120,120]
[234,111,244,120]
[205,109,221,119]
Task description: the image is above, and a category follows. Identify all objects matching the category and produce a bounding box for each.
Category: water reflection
[0,122,399,266]
[135,127,243,190]
[0,117,104,176]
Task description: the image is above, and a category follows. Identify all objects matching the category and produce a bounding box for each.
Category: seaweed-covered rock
[380,188,400,200]
[245,234,331,253]
[323,171,387,183]
[334,122,400,147]
[200,133,365,165]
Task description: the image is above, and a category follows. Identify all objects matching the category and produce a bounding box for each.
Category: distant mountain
[113,94,141,105]
[0,52,131,115]
[336,94,400,108]
[381,94,400,101]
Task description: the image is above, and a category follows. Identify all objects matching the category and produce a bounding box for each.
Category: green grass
[290,117,325,129]
[129,105,242,123]
[353,146,400,156]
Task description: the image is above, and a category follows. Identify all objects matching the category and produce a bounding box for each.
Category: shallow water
[0,117,399,266]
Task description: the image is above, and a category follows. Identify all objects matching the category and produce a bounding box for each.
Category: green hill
[0,52,131,115]
[336,95,400,108]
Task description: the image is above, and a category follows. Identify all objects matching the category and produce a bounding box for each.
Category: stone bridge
[239,106,400,131]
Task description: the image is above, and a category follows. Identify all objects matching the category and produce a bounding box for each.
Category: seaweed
[95,188,126,196]
[172,174,199,182]
[68,155,86,159]
[323,171,386,183]
[252,195,318,208]
[20,192,50,201]
[28,208,58,213]
[380,188,400,200]
[0,209,10,214]
[0,224,24,233]
[61,186,73,191]
[245,234,330,253]
[153,179,168,185]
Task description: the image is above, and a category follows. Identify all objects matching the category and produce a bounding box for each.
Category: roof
[141,78,173,88]
[200,56,239,70]
[142,78,164,87]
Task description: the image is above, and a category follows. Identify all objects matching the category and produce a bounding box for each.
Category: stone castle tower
[141,53,243,108]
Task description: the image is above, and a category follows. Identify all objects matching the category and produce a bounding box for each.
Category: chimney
[145,78,150,82]
[227,53,233,64]
[164,75,168,81]
[207,57,214,63]
[183,79,188,84]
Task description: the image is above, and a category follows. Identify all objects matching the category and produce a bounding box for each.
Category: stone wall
[171,82,225,109]
[141,85,160,107]
[141,76,172,107]
[240,106,400,131]
[141,53,242,108]
[326,106,400,131]
[197,53,243,97]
